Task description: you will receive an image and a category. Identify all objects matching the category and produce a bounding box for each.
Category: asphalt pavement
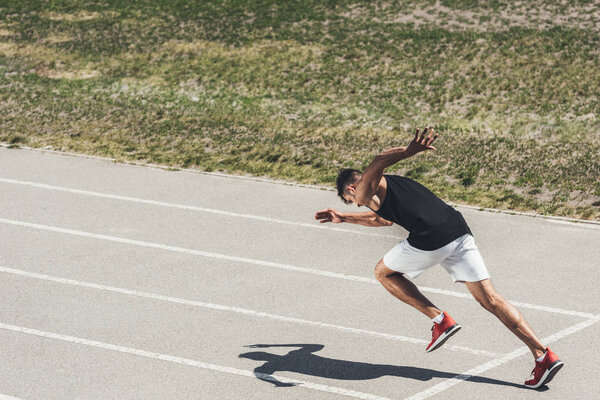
[1,146,599,399]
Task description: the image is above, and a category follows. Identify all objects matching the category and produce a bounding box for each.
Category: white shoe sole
[426,324,461,353]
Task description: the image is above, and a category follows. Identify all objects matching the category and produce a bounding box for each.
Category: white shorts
[382,234,490,283]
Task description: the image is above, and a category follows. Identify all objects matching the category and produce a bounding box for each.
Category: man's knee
[467,280,501,311]
[474,287,501,311]
[374,260,399,282]
[476,292,499,311]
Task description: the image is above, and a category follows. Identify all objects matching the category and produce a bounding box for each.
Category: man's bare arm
[355,128,438,205]
[315,209,392,227]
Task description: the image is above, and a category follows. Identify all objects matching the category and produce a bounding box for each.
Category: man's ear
[347,184,356,194]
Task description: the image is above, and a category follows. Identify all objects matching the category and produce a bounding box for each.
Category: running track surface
[1,146,599,400]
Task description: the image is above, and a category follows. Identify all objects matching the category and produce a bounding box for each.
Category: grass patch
[0,0,598,219]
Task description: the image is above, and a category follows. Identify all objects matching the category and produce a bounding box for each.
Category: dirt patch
[161,39,325,59]
[37,68,101,80]
[0,39,100,79]
[39,11,106,22]
[42,33,73,44]
[0,41,66,62]
[340,1,600,31]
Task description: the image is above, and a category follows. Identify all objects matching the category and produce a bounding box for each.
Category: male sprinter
[315,128,563,388]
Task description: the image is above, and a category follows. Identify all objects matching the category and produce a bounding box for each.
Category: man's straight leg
[465,279,546,359]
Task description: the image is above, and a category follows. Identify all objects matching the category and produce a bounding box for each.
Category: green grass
[0,0,599,219]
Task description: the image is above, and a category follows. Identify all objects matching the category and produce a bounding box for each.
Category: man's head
[336,168,363,205]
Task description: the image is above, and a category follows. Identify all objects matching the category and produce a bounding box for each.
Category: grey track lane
[1,147,599,399]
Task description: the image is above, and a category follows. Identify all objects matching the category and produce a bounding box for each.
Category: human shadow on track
[239,343,528,389]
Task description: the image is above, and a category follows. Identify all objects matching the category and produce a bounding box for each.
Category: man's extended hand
[315,209,344,224]
[405,127,438,156]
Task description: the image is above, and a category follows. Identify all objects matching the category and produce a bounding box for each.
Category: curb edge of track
[2,143,599,227]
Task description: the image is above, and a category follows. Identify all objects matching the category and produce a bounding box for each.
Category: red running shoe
[426,311,461,353]
[524,347,564,389]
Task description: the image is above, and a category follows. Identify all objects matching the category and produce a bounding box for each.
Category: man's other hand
[315,209,344,223]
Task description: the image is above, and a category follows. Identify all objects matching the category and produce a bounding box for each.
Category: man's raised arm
[354,127,438,205]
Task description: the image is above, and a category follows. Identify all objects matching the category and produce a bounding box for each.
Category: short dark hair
[336,168,362,204]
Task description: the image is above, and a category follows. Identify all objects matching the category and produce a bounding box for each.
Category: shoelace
[530,362,543,377]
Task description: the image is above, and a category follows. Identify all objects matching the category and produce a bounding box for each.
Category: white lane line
[0,395,25,400]
[405,316,600,400]
[0,322,391,400]
[0,177,399,239]
[0,216,378,281]
[1,217,596,320]
[420,287,598,319]
[0,265,499,358]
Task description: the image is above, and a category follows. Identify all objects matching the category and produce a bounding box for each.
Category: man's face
[343,185,361,207]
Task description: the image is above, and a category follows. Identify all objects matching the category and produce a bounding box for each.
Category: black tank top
[374,175,471,250]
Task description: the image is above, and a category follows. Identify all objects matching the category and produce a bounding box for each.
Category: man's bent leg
[465,279,546,359]
[374,259,441,319]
